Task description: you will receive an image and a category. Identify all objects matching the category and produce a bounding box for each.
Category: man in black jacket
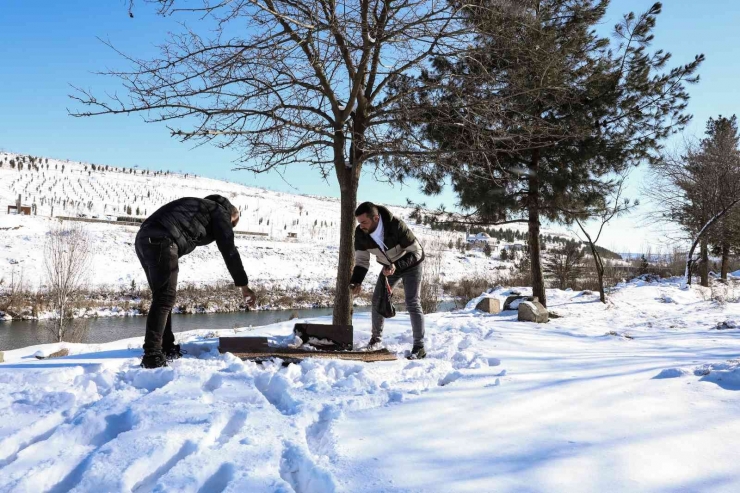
[349,202,426,359]
[135,194,256,368]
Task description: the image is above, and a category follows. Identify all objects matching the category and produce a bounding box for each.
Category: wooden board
[293,323,353,350]
[227,347,397,363]
[218,337,269,353]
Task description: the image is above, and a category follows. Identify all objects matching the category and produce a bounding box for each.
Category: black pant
[135,232,179,352]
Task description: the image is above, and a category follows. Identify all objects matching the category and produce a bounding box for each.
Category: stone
[518,299,549,323]
[48,348,70,359]
[475,297,501,314]
[503,295,531,311]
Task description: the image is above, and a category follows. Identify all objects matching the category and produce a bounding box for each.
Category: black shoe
[163,344,186,361]
[407,345,426,360]
[364,336,383,351]
[140,350,168,369]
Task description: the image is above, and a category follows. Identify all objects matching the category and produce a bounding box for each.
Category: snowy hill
[0,152,418,290]
[2,279,740,491]
[0,151,544,292]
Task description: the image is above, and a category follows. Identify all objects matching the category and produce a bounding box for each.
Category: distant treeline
[411,211,622,259]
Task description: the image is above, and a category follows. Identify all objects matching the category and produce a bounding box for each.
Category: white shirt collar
[369,215,387,251]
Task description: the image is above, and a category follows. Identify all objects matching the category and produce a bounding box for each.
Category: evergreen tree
[545,242,585,290]
[638,254,650,276]
[483,242,492,257]
[500,248,509,261]
[390,1,702,306]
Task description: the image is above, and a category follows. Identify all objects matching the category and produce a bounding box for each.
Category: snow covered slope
[0,151,524,290]
[2,279,740,492]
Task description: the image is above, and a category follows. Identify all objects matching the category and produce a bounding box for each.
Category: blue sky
[1,1,738,252]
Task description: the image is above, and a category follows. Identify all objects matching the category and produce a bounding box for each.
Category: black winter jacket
[350,206,424,285]
[139,195,249,286]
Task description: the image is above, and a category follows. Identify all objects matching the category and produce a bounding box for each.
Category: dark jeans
[135,232,179,352]
[371,262,425,347]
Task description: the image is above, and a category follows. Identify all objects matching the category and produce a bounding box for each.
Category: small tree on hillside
[638,254,650,276]
[483,242,492,257]
[500,248,509,261]
[44,223,93,343]
[545,242,585,290]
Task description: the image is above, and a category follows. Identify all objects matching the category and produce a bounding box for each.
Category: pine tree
[483,242,492,257]
[500,248,509,261]
[638,255,650,276]
[391,1,702,306]
[545,242,585,290]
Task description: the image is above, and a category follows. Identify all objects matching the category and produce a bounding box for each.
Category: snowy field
[2,278,740,492]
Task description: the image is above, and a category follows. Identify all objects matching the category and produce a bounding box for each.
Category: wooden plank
[218,337,269,353]
[228,348,397,363]
[293,323,353,350]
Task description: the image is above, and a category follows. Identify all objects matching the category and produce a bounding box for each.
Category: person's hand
[241,286,257,307]
[382,264,396,276]
[350,284,362,296]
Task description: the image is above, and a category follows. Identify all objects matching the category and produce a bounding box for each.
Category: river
[0,306,367,351]
[0,302,454,351]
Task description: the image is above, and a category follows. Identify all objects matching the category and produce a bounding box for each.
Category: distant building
[503,243,526,251]
[7,205,32,215]
[467,232,498,246]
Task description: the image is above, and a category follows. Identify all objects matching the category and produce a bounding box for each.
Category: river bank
[0,282,375,321]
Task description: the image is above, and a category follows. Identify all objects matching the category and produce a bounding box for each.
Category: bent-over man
[349,202,426,359]
[135,194,256,368]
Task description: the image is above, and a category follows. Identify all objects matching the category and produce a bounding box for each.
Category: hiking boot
[407,345,426,360]
[163,344,186,361]
[140,350,168,369]
[364,336,383,351]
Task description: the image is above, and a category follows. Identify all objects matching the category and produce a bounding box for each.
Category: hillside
[0,151,575,295]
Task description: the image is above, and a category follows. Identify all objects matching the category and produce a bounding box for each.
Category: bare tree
[0,267,27,318]
[419,244,443,313]
[44,222,93,342]
[70,0,466,324]
[572,177,636,303]
[544,241,585,290]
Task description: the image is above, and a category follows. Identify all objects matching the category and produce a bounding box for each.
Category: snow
[2,278,740,491]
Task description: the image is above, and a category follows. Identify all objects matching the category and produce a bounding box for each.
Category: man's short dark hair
[355,202,379,217]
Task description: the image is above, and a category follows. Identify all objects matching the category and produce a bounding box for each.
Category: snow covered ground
[2,278,740,492]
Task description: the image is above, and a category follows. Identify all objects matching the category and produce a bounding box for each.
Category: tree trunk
[721,241,730,281]
[332,120,363,325]
[589,246,606,303]
[685,200,740,285]
[528,149,546,307]
[700,239,709,287]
